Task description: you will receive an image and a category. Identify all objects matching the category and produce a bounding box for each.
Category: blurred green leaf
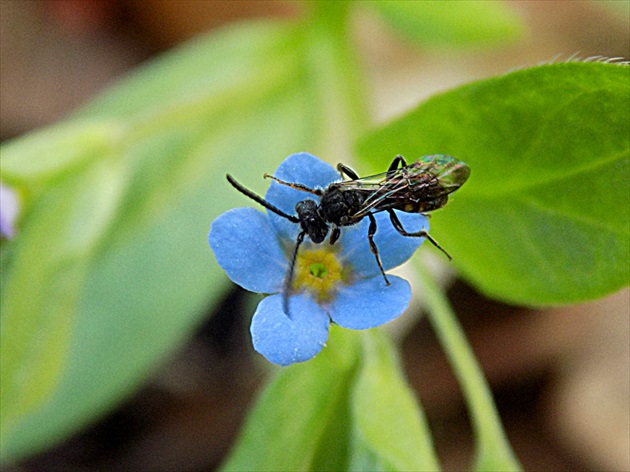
[221,326,360,472]
[222,327,440,472]
[0,21,324,463]
[367,0,523,48]
[0,120,122,186]
[358,62,630,305]
[350,330,440,471]
[1,155,127,441]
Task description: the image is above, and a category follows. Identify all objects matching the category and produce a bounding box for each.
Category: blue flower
[208,152,428,366]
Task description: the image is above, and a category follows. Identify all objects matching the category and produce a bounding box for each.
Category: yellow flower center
[293,248,345,303]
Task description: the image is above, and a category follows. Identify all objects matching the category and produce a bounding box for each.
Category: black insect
[226,154,470,313]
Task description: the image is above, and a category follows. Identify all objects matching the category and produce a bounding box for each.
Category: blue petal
[339,210,428,278]
[250,293,330,366]
[265,152,340,242]
[209,208,287,293]
[329,275,411,329]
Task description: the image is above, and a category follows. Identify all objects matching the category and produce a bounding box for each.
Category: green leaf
[0,21,322,463]
[350,330,440,471]
[0,120,123,186]
[357,62,630,305]
[367,0,523,48]
[222,328,441,472]
[1,155,127,441]
[220,326,360,472]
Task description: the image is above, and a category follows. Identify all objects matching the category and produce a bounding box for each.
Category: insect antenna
[264,174,323,196]
[226,174,299,223]
[282,230,306,317]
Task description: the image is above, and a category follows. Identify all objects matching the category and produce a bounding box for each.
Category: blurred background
[1,1,628,471]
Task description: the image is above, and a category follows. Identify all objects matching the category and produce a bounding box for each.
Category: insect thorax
[318,186,366,226]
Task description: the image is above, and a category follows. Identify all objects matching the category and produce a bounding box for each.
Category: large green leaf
[0,21,322,463]
[357,62,629,305]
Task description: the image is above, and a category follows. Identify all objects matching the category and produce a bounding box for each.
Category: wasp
[226,154,470,312]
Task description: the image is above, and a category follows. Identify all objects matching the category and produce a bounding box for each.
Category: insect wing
[333,170,391,190]
[356,175,415,216]
[354,155,470,217]
[411,155,471,192]
[333,169,411,215]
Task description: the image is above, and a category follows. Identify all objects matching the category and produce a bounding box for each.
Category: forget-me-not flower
[208,152,429,366]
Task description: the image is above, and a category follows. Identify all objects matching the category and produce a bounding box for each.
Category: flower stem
[414,259,522,471]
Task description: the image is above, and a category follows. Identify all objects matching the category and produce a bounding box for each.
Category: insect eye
[296,199,317,213]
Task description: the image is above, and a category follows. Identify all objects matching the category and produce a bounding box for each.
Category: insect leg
[329,226,341,245]
[336,163,360,180]
[282,230,306,317]
[387,209,452,260]
[227,175,300,223]
[387,155,407,178]
[264,174,323,196]
[367,213,391,286]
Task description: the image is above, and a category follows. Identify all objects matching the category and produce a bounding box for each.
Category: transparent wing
[337,155,470,218]
[356,176,417,216]
[334,169,411,215]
